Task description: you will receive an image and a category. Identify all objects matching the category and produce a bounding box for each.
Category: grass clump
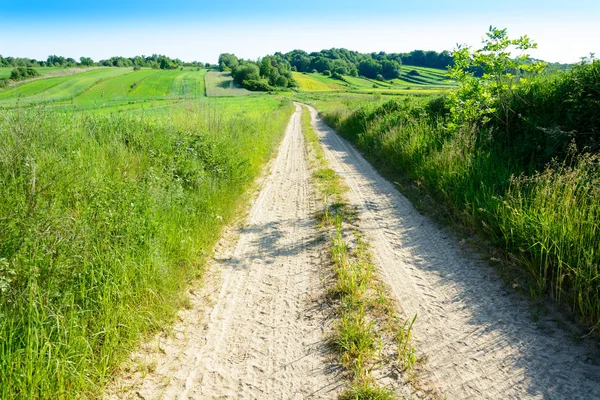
[0,98,294,399]
[301,104,423,399]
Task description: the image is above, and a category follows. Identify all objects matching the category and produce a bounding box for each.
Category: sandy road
[112,103,600,400]
[306,105,600,399]
[111,104,341,399]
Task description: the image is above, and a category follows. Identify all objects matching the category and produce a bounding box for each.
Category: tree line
[219,53,297,91]
[0,54,209,69]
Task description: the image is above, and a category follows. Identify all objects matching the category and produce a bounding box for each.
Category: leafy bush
[242,79,273,91]
[9,67,40,81]
[322,70,331,76]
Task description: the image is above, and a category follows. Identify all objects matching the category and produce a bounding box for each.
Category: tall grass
[0,98,293,399]
[320,61,600,328]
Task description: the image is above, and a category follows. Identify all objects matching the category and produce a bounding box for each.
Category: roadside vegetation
[318,28,600,329]
[0,97,294,399]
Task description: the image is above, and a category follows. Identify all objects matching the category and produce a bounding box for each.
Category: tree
[448,26,546,133]
[358,58,381,79]
[79,57,94,66]
[218,53,239,71]
[380,59,401,79]
[231,63,260,84]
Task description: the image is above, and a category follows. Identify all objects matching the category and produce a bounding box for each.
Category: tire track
[307,105,600,400]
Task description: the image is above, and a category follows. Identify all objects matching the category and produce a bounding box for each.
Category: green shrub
[242,79,273,91]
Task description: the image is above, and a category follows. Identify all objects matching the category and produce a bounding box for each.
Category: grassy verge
[301,105,432,399]
[317,61,600,330]
[0,98,294,399]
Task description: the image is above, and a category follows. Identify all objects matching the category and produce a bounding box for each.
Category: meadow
[0,67,294,398]
[205,71,253,96]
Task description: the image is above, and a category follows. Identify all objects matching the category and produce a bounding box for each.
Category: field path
[306,105,600,399]
[111,104,341,399]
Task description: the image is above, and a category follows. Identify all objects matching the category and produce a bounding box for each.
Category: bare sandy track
[110,104,342,399]
[307,105,600,399]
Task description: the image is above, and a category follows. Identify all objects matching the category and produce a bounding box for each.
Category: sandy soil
[109,104,342,399]
[307,105,600,399]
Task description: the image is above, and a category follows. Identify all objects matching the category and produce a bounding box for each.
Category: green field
[169,69,207,97]
[293,66,454,94]
[0,68,213,110]
[72,69,156,104]
[0,68,132,107]
[205,71,253,96]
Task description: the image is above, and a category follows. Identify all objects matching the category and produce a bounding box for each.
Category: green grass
[169,69,207,97]
[73,69,157,105]
[0,96,294,399]
[293,68,453,95]
[205,71,253,97]
[0,67,70,79]
[301,105,417,399]
[0,68,132,107]
[126,69,182,98]
[320,61,600,328]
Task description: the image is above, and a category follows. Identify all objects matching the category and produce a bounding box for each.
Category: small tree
[448,26,546,134]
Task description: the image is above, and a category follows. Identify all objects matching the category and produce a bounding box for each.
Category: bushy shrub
[242,79,273,91]
[9,67,39,81]
[274,75,288,88]
[322,70,331,76]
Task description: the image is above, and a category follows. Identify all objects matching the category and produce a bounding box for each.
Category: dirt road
[307,105,600,399]
[112,104,600,400]
[111,104,341,399]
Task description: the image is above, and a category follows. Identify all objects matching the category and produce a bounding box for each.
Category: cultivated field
[293,65,454,94]
[205,71,253,96]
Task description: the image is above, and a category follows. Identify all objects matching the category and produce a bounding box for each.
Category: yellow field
[292,72,338,91]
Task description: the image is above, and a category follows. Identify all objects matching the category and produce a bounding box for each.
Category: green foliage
[9,67,39,81]
[242,79,273,92]
[447,26,545,131]
[231,63,260,84]
[0,99,294,398]
[218,53,239,71]
[79,57,94,66]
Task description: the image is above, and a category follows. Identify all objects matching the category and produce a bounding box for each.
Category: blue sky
[1,0,598,63]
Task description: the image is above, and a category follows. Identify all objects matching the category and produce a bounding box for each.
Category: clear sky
[1,0,598,64]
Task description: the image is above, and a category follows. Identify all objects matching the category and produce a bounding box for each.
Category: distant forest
[0,54,207,69]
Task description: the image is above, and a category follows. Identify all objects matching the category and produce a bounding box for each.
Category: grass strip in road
[301,105,432,399]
